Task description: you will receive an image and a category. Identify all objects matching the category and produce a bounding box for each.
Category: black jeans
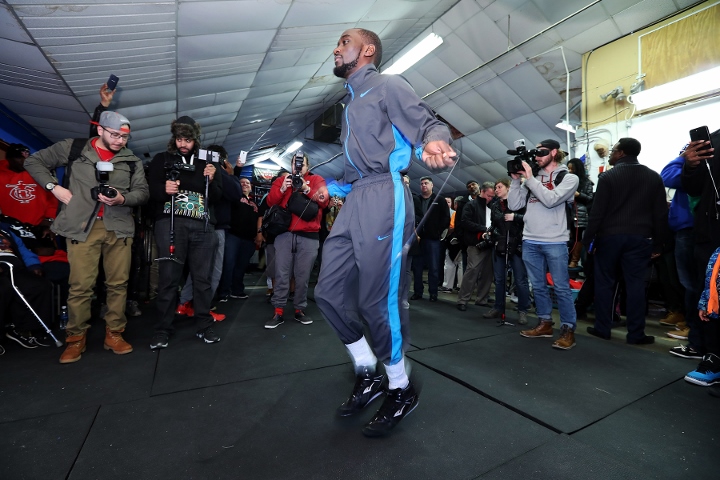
[154,217,217,334]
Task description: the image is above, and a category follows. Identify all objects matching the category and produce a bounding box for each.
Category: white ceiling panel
[178,73,256,98]
[0,5,32,43]
[178,1,290,35]
[362,0,437,21]
[501,62,562,111]
[254,64,321,86]
[600,0,646,16]
[282,0,377,28]
[454,11,511,62]
[434,101,483,135]
[441,0,483,30]
[450,88,506,129]
[466,129,517,159]
[559,18,623,55]
[178,30,276,61]
[533,0,604,24]
[483,0,528,22]
[613,0,678,35]
[474,76,533,120]
[0,38,56,73]
[510,111,559,144]
[0,83,80,110]
[552,3,609,41]
[1,99,88,124]
[0,0,695,193]
[435,33,484,77]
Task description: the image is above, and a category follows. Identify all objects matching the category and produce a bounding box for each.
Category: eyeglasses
[101,126,131,141]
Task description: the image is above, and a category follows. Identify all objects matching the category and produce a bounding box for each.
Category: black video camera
[91,162,117,200]
[506,139,548,177]
[291,151,305,191]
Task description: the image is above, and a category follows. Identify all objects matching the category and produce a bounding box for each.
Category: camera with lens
[90,162,117,200]
[291,151,306,191]
[506,139,548,176]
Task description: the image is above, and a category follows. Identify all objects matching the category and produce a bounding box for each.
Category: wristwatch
[45,182,58,191]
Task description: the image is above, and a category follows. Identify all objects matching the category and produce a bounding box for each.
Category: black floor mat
[479,434,646,479]
[408,332,690,433]
[67,363,556,480]
[573,380,720,480]
[0,407,97,480]
[151,299,350,395]
[0,316,157,422]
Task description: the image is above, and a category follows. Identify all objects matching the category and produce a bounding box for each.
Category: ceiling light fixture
[382,33,443,75]
[555,121,576,133]
[628,66,720,111]
[285,141,303,154]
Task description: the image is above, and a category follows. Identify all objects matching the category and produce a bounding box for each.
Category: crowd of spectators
[1,84,719,396]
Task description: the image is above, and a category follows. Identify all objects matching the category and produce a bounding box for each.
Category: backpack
[61,138,136,189]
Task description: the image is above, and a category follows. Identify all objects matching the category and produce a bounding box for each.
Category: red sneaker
[210,311,226,322]
[176,301,195,316]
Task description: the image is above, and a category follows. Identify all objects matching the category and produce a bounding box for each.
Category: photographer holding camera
[265,152,328,329]
[147,116,223,349]
[507,139,579,350]
[24,111,149,363]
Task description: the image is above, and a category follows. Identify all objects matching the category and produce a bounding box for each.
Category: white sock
[384,358,409,390]
[345,336,377,373]
[266,277,273,289]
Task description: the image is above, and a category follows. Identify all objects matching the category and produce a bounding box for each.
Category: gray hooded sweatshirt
[507,163,578,243]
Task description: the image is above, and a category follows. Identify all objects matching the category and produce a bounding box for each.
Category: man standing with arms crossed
[315,28,455,437]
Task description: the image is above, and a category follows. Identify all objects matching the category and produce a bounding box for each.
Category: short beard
[333,51,362,78]
[99,135,121,154]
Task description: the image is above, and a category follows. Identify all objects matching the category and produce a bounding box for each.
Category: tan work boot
[520,320,554,338]
[104,327,133,355]
[667,327,690,340]
[59,334,86,364]
[552,325,576,350]
[659,311,685,327]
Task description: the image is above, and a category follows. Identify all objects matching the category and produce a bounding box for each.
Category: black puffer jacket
[572,178,594,228]
[489,198,524,256]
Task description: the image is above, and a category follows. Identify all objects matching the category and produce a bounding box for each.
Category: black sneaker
[6,330,37,349]
[362,382,419,437]
[294,310,313,325]
[150,332,169,350]
[196,327,220,344]
[0,344,4,355]
[670,344,703,360]
[265,314,284,329]
[230,292,249,299]
[337,367,385,417]
[218,295,229,303]
[29,334,52,348]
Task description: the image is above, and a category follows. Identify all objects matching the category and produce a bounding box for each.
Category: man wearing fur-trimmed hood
[147,116,224,349]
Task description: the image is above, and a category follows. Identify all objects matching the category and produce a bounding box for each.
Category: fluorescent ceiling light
[382,33,443,75]
[286,141,303,153]
[555,121,576,133]
[628,66,720,111]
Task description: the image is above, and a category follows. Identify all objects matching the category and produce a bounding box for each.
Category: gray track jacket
[339,64,451,183]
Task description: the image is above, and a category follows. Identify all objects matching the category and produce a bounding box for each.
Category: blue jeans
[492,249,531,313]
[675,228,702,351]
[522,241,576,330]
[218,233,255,297]
[594,235,652,342]
[412,238,442,296]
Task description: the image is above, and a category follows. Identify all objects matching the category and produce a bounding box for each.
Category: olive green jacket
[24,138,149,242]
